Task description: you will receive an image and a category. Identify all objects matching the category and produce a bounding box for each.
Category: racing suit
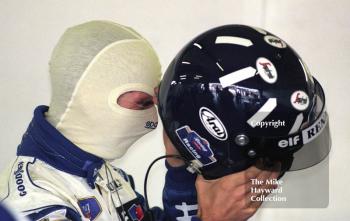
[0,106,199,221]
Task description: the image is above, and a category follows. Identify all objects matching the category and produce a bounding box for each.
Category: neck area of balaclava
[45,21,161,160]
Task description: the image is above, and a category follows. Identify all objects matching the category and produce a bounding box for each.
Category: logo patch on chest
[128,204,145,221]
[78,197,102,220]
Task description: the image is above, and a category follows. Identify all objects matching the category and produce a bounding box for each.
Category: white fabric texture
[45,21,161,160]
[1,157,138,220]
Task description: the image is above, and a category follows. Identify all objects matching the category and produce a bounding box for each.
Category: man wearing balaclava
[0,20,166,220]
[0,21,267,221]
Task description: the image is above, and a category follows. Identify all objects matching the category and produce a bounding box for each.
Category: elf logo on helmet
[264,35,287,48]
[278,135,301,148]
[278,110,328,148]
[199,107,228,141]
[291,91,309,111]
[256,58,277,84]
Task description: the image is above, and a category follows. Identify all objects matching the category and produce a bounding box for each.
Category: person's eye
[138,100,154,108]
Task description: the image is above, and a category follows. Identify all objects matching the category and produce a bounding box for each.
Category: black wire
[143,154,188,216]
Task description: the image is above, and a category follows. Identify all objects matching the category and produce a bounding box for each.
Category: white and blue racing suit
[0,106,200,221]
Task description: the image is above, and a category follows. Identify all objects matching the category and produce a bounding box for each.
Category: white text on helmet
[278,135,301,148]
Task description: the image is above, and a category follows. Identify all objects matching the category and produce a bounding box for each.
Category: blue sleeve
[121,164,200,221]
[162,161,199,221]
[0,204,19,221]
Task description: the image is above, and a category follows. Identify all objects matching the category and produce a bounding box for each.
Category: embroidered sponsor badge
[176,125,217,166]
[78,197,102,220]
[128,204,144,221]
[199,107,227,140]
[256,57,278,84]
[291,90,309,111]
[264,35,287,48]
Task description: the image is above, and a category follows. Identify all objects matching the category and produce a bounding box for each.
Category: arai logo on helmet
[256,57,277,84]
[264,35,287,48]
[290,90,309,111]
[199,107,228,141]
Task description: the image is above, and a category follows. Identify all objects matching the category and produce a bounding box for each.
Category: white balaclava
[45,21,161,160]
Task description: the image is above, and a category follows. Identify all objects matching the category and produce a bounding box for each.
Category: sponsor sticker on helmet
[256,57,278,84]
[264,35,287,48]
[302,110,328,144]
[176,125,217,166]
[199,107,228,140]
[290,90,309,111]
[278,110,328,148]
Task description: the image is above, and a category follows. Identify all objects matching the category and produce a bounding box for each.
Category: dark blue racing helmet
[158,25,331,179]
